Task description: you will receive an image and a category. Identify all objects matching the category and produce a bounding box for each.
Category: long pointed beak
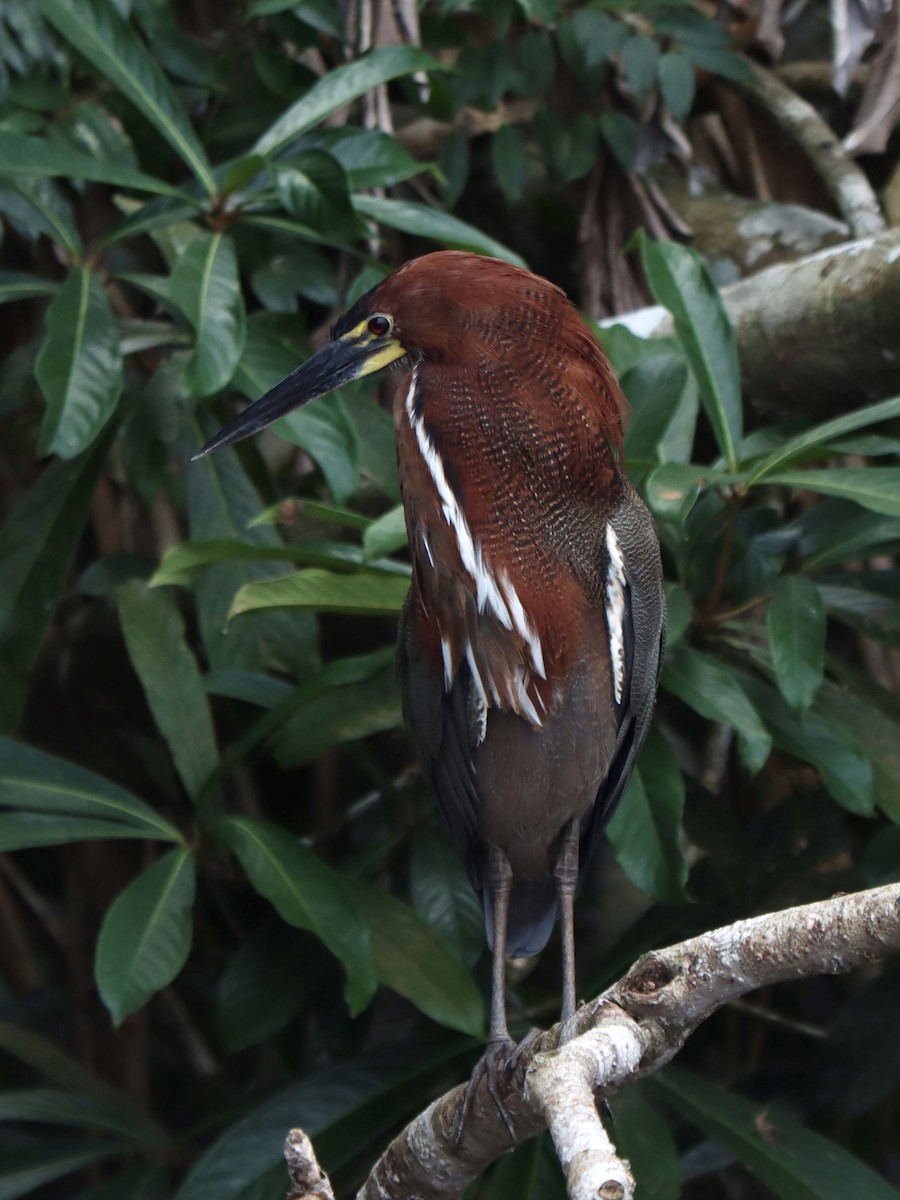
[193,333,404,460]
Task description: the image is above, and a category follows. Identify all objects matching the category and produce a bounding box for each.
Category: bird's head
[195,250,623,459]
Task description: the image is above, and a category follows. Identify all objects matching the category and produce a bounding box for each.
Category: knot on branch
[620,953,675,1002]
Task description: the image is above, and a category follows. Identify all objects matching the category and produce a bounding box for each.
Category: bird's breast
[394,360,621,732]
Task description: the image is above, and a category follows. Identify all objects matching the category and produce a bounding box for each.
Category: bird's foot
[504,1026,543,1074]
[454,1037,518,1146]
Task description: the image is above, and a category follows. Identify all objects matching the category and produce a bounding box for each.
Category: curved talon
[455,1039,517,1145]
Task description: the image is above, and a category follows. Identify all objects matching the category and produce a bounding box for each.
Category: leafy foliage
[0,0,898,1197]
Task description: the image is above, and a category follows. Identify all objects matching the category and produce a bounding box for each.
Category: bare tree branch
[311,882,900,1200]
[735,61,885,239]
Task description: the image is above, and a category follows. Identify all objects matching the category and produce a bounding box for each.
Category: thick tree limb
[611,228,900,419]
[306,882,900,1200]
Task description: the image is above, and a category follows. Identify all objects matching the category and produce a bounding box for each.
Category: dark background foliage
[1,0,899,1196]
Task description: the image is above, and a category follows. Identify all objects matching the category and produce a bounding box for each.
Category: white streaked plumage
[404,366,545,725]
[605,523,628,705]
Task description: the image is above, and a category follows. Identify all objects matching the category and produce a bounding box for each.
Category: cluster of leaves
[1,0,899,1198]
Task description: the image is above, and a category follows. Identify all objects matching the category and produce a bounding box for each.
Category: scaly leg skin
[455,846,517,1144]
[555,819,580,1028]
[506,820,581,1080]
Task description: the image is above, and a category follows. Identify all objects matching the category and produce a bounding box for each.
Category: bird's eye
[367,314,392,337]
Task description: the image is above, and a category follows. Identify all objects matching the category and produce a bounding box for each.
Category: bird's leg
[555,818,580,1027]
[455,845,517,1144]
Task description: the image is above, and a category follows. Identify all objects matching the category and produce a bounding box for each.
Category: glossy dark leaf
[663,645,771,772]
[0,130,195,202]
[492,123,530,205]
[215,925,311,1052]
[170,233,246,398]
[35,267,123,458]
[0,270,57,303]
[763,468,900,518]
[349,878,485,1037]
[621,34,660,99]
[273,651,401,766]
[362,505,407,561]
[353,195,527,267]
[0,438,107,707]
[608,726,689,905]
[35,0,215,193]
[0,178,81,255]
[651,1066,900,1199]
[252,46,442,156]
[95,847,196,1025]
[231,568,410,619]
[479,1132,566,1198]
[767,576,825,713]
[183,416,320,676]
[0,1141,123,1200]
[639,235,742,471]
[0,737,181,839]
[611,1086,681,1200]
[659,52,695,121]
[117,582,219,802]
[410,828,485,967]
[219,816,377,1016]
[173,1038,471,1200]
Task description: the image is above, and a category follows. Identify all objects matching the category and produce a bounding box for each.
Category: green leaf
[273,651,401,766]
[764,468,900,518]
[95,848,196,1025]
[621,34,660,99]
[252,46,442,157]
[215,925,311,1053]
[410,828,485,967]
[0,438,107,713]
[34,268,123,458]
[639,236,742,472]
[0,131,197,203]
[650,1066,900,1200]
[492,124,530,205]
[738,673,873,815]
[607,727,689,905]
[169,232,246,397]
[0,1141,123,1200]
[767,576,825,713]
[173,1039,472,1200]
[748,395,900,484]
[0,270,57,303]
[348,878,485,1037]
[599,111,639,170]
[610,1086,681,1200]
[658,52,695,122]
[183,416,321,676]
[362,505,407,561]
[151,538,402,588]
[816,672,900,823]
[232,568,410,618]
[35,0,215,194]
[326,128,423,190]
[0,737,181,840]
[663,645,771,772]
[644,462,711,522]
[0,1087,162,1145]
[271,150,356,238]
[480,1133,566,1198]
[0,178,81,255]
[117,582,218,803]
[353,194,528,267]
[219,816,376,1015]
[0,812,172,851]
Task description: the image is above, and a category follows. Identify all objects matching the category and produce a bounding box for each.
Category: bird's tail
[484,879,558,959]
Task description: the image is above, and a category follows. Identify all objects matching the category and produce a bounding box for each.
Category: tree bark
[282,883,900,1200]
[609,228,900,420]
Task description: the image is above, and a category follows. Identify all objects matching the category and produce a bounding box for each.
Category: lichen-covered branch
[346,882,900,1200]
